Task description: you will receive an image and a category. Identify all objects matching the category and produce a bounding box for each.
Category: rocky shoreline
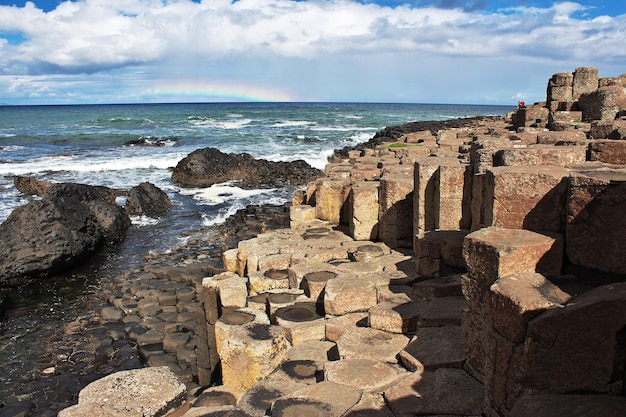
[0,116,492,417]
[4,65,626,417]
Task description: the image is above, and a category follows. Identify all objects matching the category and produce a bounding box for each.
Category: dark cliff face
[0,183,131,286]
[171,147,324,188]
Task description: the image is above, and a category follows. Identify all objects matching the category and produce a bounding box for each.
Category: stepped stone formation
[59,66,626,416]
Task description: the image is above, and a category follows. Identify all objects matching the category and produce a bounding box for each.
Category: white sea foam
[187,117,252,129]
[178,182,276,206]
[271,120,314,128]
[131,215,161,227]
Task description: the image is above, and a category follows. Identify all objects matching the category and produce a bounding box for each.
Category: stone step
[413,274,463,299]
[398,324,466,373]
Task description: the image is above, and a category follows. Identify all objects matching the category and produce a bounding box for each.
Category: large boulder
[125,182,172,217]
[14,176,126,203]
[171,147,323,188]
[0,183,131,286]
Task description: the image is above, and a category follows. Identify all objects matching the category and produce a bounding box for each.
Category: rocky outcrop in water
[13,176,126,203]
[0,183,131,286]
[126,182,172,217]
[171,147,323,188]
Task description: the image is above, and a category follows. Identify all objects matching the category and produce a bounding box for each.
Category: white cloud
[0,0,625,104]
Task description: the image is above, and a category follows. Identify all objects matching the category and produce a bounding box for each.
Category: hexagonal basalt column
[274,302,326,345]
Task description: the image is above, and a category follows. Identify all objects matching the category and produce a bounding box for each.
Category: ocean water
[0,102,512,230]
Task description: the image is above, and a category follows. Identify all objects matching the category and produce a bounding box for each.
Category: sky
[0,0,625,105]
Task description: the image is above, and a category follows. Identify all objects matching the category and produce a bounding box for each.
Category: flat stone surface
[413,274,463,299]
[324,358,406,392]
[414,296,467,328]
[286,340,339,365]
[232,378,308,417]
[509,394,626,417]
[344,392,395,417]
[325,312,369,342]
[490,272,571,343]
[324,275,378,315]
[270,381,362,417]
[369,299,421,334]
[67,367,187,417]
[384,368,483,417]
[336,327,410,363]
[463,227,563,283]
[399,325,466,372]
[288,262,338,290]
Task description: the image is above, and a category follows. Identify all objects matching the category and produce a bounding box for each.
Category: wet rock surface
[171,147,323,188]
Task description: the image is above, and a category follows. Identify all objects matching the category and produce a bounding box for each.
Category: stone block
[536,130,588,144]
[232,378,308,417]
[470,173,486,231]
[336,327,410,363]
[369,298,421,334]
[324,358,407,392]
[484,166,569,233]
[289,204,317,229]
[572,66,599,99]
[588,140,626,165]
[493,144,586,167]
[256,253,291,273]
[384,369,483,417]
[348,181,380,241]
[270,381,362,417]
[58,367,187,417]
[274,303,326,345]
[221,248,239,273]
[490,272,571,343]
[399,325,466,373]
[315,178,350,225]
[463,227,563,284]
[413,274,462,300]
[217,318,291,392]
[436,162,472,230]
[247,270,290,296]
[566,171,626,274]
[413,157,441,238]
[579,85,626,121]
[519,282,626,394]
[379,174,413,247]
[325,312,369,342]
[202,272,248,310]
[287,261,338,290]
[324,274,378,315]
[415,230,468,274]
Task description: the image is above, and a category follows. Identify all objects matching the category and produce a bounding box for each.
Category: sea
[0,102,513,408]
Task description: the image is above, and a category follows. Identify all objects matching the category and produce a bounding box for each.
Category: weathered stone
[348,181,380,241]
[379,174,413,247]
[573,66,599,98]
[302,270,337,301]
[286,340,339,365]
[289,204,317,229]
[493,145,586,167]
[218,321,291,392]
[536,130,588,144]
[490,272,571,343]
[324,274,378,315]
[463,227,563,283]
[221,248,239,273]
[287,262,337,290]
[231,378,308,417]
[519,282,626,394]
[202,273,248,310]
[270,381,362,417]
[384,368,483,416]
[588,140,626,164]
[125,182,171,217]
[247,270,289,296]
[368,298,421,334]
[413,274,462,299]
[566,170,626,274]
[274,303,325,345]
[579,85,626,121]
[325,312,369,342]
[324,358,406,392]
[484,166,569,233]
[314,178,350,225]
[399,325,465,373]
[58,367,186,417]
[336,327,410,363]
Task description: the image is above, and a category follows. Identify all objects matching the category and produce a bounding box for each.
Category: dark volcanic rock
[14,176,126,203]
[125,136,175,147]
[0,183,131,286]
[126,182,172,217]
[0,291,7,317]
[171,147,323,188]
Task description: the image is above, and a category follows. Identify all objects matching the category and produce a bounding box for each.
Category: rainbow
[146,80,297,102]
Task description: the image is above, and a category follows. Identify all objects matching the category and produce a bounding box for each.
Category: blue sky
[0,0,625,105]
